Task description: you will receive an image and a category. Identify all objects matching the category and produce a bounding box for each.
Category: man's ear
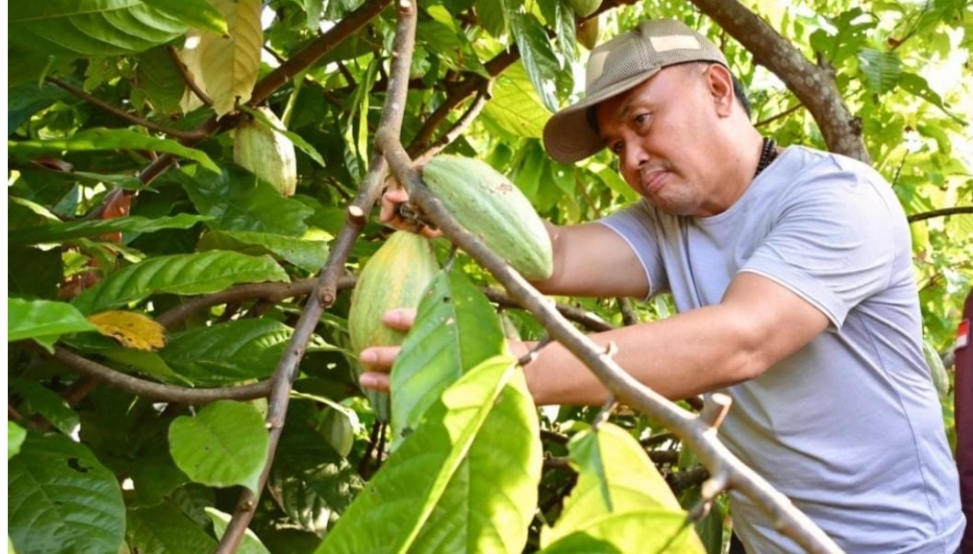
[705,64,735,117]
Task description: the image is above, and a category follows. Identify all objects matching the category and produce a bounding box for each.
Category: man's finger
[359,371,390,392]
[383,308,417,331]
[360,345,401,369]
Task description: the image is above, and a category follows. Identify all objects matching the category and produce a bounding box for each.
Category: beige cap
[543,19,728,163]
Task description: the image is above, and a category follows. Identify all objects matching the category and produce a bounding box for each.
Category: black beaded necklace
[754,137,778,178]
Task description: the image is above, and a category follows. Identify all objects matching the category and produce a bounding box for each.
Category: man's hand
[380,182,441,238]
[358,308,417,392]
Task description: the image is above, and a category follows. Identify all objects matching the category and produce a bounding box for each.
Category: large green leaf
[857,48,902,94]
[8,422,27,460]
[9,379,80,436]
[9,128,220,173]
[207,508,272,554]
[540,423,704,552]
[71,250,289,314]
[481,61,551,139]
[9,214,211,246]
[177,166,314,236]
[130,441,190,506]
[408,370,541,553]
[198,229,329,273]
[9,1,188,58]
[7,298,99,349]
[390,268,507,450]
[9,433,126,554]
[313,355,518,554]
[168,400,269,492]
[9,246,62,300]
[162,319,301,385]
[141,0,228,34]
[126,502,218,554]
[510,13,560,113]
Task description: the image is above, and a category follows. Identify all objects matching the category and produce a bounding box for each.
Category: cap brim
[543,69,660,164]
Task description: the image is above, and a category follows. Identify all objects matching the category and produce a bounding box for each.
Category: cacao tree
[6,0,972,553]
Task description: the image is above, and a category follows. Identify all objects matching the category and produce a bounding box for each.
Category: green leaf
[141,0,228,34]
[8,422,27,460]
[9,379,80,436]
[857,48,902,94]
[9,246,62,300]
[9,1,188,58]
[126,502,217,554]
[510,13,560,113]
[477,0,510,38]
[9,128,220,173]
[207,508,272,554]
[313,355,518,554]
[239,105,326,167]
[9,433,125,554]
[900,72,967,124]
[168,400,269,492]
[162,319,300,385]
[71,250,289,314]
[130,441,189,506]
[390,268,507,450]
[198,229,328,273]
[177,166,314,236]
[409,370,541,553]
[132,46,191,115]
[540,423,703,552]
[9,214,210,246]
[8,298,99,348]
[481,61,551,139]
[539,510,702,554]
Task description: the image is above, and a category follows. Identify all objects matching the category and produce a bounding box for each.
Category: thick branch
[213,4,416,553]
[689,0,870,163]
[376,130,843,554]
[46,77,207,141]
[908,206,973,223]
[45,346,271,404]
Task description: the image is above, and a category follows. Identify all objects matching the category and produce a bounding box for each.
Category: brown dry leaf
[87,311,167,351]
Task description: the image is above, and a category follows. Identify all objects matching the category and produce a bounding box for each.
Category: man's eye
[611,142,623,155]
[634,113,650,127]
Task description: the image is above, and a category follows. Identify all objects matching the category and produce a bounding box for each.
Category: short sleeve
[740,168,903,329]
[597,201,669,297]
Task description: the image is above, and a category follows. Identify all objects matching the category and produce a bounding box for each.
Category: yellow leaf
[196,0,263,117]
[87,311,167,351]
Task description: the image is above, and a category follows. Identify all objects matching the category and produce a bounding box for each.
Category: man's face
[594,63,726,217]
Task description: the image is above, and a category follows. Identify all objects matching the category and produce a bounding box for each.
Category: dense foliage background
[7,0,972,552]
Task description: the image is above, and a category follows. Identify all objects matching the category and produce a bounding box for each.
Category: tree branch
[46,77,207,141]
[376,130,844,554]
[689,0,870,163]
[213,3,416,553]
[755,101,804,128]
[908,206,973,224]
[43,346,271,404]
[413,80,493,165]
[166,46,213,106]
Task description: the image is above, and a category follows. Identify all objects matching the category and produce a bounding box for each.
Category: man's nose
[622,141,650,175]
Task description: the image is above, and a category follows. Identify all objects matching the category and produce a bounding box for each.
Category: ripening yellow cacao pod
[570,0,602,18]
[348,231,440,421]
[420,155,554,281]
[233,107,298,196]
[578,16,601,50]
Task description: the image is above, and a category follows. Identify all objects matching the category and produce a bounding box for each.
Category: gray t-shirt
[600,146,963,553]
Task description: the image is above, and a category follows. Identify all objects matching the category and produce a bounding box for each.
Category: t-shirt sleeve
[597,200,669,297]
[739,167,902,330]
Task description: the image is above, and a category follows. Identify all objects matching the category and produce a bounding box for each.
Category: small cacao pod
[233,107,298,196]
[348,231,440,420]
[577,16,601,50]
[420,155,553,281]
[569,0,602,18]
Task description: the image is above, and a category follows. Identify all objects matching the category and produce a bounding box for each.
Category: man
[362,19,964,552]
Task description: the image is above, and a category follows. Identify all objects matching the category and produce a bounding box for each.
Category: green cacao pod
[569,0,602,18]
[348,231,440,420]
[233,107,298,197]
[420,155,553,280]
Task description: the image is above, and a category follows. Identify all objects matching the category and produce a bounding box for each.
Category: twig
[43,346,271,404]
[668,464,710,493]
[518,336,553,367]
[46,77,207,141]
[483,288,615,332]
[376,131,844,554]
[908,206,973,224]
[61,376,101,406]
[618,297,639,326]
[166,46,213,106]
[413,80,493,166]
[755,102,804,128]
[213,3,416,553]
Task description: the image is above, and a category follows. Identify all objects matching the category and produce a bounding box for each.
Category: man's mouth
[640,168,668,196]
